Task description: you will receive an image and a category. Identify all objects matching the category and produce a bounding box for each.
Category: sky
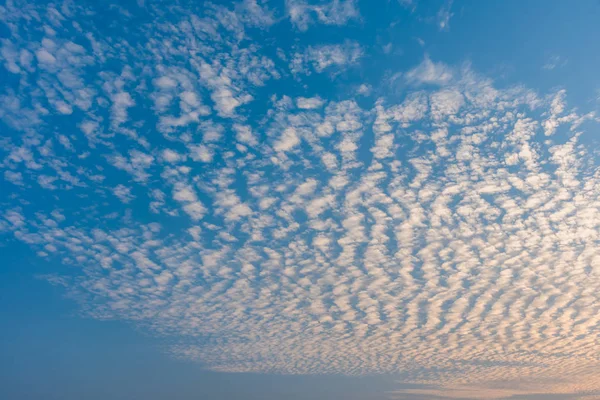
[1,0,600,399]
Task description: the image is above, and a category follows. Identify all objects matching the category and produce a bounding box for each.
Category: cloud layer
[1,1,600,398]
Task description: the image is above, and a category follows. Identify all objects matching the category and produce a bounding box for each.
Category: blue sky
[2,0,600,399]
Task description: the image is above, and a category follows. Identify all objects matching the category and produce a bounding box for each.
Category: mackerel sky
[2,1,600,399]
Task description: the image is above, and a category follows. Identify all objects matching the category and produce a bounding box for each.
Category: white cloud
[112,184,135,203]
[182,201,207,221]
[437,0,454,31]
[237,0,275,28]
[234,124,258,146]
[37,175,58,190]
[173,184,198,203]
[110,91,135,128]
[296,96,324,109]
[35,48,57,65]
[154,76,178,90]
[430,88,464,119]
[291,42,363,75]
[197,61,254,117]
[357,84,371,95]
[4,170,24,185]
[161,149,184,163]
[274,127,300,152]
[287,0,360,31]
[188,144,214,163]
[306,41,363,73]
[406,56,453,85]
[172,183,206,221]
[543,54,568,70]
[108,150,155,182]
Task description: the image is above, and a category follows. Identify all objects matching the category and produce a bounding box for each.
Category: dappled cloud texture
[1,1,600,398]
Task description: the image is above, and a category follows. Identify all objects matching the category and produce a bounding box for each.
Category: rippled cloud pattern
[1,1,600,398]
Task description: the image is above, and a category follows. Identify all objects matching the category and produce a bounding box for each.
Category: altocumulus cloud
[1,1,600,399]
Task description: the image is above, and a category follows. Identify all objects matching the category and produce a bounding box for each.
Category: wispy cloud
[543,54,568,70]
[405,56,454,85]
[287,0,360,31]
[437,0,454,31]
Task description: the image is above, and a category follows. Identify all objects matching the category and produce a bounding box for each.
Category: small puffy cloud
[38,175,58,190]
[357,84,371,95]
[274,127,300,152]
[161,149,184,163]
[154,76,178,90]
[307,41,363,73]
[4,170,24,185]
[197,61,254,117]
[430,89,464,119]
[35,48,56,65]
[296,96,324,109]
[113,184,135,203]
[237,0,275,27]
[173,184,198,203]
[172,183,206,221]
[234,124,258,146]
[188,144,214,163]
[108,150,155,183]
[110,91,135,128]
[55,101,73,115]
[292,41,363,74]
[212,88,251,116]
[182,201,206,221]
